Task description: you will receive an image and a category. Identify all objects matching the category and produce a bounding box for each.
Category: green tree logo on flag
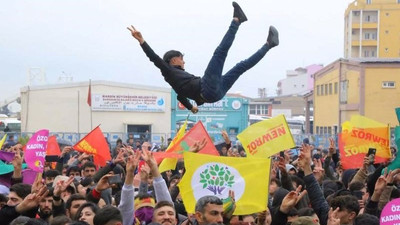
[199,164,235,195]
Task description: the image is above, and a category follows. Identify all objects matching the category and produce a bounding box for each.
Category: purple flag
[24,129,49,172]
[0,151,15,162]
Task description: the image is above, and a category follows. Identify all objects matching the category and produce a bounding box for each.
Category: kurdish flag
[178,152,271,215]
[237,114,295,158]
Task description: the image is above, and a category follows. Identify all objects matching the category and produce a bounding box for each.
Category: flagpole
[78,90,80,133]
[89,79,93,130]
[186,112,190,121]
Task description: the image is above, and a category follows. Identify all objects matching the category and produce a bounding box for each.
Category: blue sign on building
[171,91,249,143]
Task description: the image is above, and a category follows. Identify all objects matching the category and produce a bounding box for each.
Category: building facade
[314,58,400,135]
[171,92,249,143]
[20,80,172,145]
[277,64,323,96]
[344,0,400,58]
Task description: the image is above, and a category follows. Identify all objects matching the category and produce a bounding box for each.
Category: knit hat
[292,216,320,225]
[134,197,156,210]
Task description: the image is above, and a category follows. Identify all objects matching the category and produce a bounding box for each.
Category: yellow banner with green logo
[237,114,295,158]
[178,152,270,215]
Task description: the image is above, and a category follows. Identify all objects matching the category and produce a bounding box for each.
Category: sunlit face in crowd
[69,170,81,177]
[39,196,53,215]
[195,203,224,225]
[153,205,177,225]
[68,199,87,219]
[141,142,152,151]
[83,167,96,178]
[269,181,279,196]
[79,206,96,225]
[335,208,356,224]
[7,191,23,206]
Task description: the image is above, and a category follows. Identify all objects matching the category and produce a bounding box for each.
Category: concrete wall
[20,81,171,134]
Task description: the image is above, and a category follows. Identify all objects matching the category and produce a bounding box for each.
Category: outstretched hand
[189,138,207,153]
[280,185,307,214]
[127,25,144,44]
[16,186,49,213]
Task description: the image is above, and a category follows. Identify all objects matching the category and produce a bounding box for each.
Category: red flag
[87,81,91,106]
[46,136,61,156]
[153,121,219,163]
[73,126,111,166]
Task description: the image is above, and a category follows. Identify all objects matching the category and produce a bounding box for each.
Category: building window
[340,80,348,103]
[324,127,328,134]
[366,0,371,4]
[371,50,375,57]
[382,81,396,88]
[334,82,338,94]
[250,104,269,115]
[316,126,319,134]
[325,84,328,95]
[353,11,360,16]
[321,85,324,95]
[250,105,256,114]
[365,15,371,22]
[328,127,332,135]
[372,33,376,40]
[329,83,332,95]
[364,50,370,57]
[364,33,370,40]
[316,85,320,95]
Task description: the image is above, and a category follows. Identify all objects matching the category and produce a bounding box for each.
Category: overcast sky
[0,0,354,101]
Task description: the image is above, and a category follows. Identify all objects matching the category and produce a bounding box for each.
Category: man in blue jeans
[127,2,279,113]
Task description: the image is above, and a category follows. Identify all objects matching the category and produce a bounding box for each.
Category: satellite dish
[7,102,21,113]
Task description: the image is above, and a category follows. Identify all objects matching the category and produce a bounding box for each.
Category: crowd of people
[0,130,399,225]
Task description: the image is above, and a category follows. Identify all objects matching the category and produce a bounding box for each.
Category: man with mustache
[152,201,177,225]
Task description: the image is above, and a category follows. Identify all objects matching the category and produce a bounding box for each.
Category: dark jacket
[140,41,204,110]
[303,174,329,225]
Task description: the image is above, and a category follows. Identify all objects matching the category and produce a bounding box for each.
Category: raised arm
[141,148,172,203]
[127,25,145,44]
[119,151,141,225]
[299,144,330,225]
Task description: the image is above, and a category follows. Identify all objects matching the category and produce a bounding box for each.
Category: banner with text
[91,94,166,112]
[24,129,49,172]
[237,114,295,158]
[339,115,391,170]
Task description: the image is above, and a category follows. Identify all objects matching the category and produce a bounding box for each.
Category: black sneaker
[267,26,279,48]
[232,2,247,24]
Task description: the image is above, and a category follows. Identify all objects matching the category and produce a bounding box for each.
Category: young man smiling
[128,2,278,113]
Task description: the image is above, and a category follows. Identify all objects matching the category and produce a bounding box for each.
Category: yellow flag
[0,134,7,149]
[178,152,271,215]
[237,114,295,158]
[158,120,187,173]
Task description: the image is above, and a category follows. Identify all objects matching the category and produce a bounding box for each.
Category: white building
[277,64,323,96]
[20,81,171,138]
